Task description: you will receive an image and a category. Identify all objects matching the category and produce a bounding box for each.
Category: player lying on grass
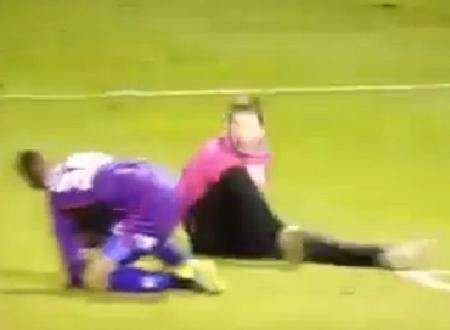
[16,151,224,294]
[178,95,428,269]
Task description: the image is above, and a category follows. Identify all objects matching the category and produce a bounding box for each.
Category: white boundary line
[396,270,450,294]
[1,83,450,101]
[429,270,450,275]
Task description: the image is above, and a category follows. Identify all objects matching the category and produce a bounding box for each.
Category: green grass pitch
[1,1,450,329]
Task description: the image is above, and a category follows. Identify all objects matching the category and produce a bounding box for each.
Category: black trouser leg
[188,166,385,266]
[188,166,282,258]
[302,232,384,267]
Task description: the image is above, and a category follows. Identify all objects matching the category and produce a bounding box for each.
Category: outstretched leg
[301,233,431,269]
[301,232,384,267]
[187,166,429,269]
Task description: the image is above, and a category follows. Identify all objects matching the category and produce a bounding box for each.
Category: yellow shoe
[169,262,195,280]
[188,259,226,294]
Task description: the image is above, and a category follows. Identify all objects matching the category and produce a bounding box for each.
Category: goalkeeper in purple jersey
[16,151,224,294]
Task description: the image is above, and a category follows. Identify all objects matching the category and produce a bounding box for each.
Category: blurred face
[228,111,265,152]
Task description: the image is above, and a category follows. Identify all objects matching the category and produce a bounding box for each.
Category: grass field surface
[1,1,450,329]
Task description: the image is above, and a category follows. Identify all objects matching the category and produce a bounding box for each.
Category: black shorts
[186,167,283,258]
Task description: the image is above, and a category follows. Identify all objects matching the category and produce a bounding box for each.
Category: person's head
[16,150,47,189]
[226,94,266,152]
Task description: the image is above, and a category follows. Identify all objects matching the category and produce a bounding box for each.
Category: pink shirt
[178,136,270,218]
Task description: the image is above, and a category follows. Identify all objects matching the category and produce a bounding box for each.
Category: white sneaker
[380,239,433,270]
[277,225,304,266]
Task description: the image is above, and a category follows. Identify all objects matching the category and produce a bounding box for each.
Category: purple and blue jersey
[47,153,185,287]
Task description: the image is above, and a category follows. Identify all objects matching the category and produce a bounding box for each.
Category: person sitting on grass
[178,95,429,269]
[17,150,225,294]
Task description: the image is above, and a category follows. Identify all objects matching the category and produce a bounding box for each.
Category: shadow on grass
[0,268,170,304]
[0,287,170,304]
[0,269,59,283]
[215,258,286,269]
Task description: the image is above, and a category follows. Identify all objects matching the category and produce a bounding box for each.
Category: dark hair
[227,95,264,125]
[16,150,45,189]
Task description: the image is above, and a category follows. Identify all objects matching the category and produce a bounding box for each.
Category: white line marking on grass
[1,83,450,101]
[429,270,450,275]
[396,270,450,293]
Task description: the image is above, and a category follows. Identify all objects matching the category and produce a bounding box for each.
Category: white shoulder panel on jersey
[65,152,114,169]
[48,152,114,193]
